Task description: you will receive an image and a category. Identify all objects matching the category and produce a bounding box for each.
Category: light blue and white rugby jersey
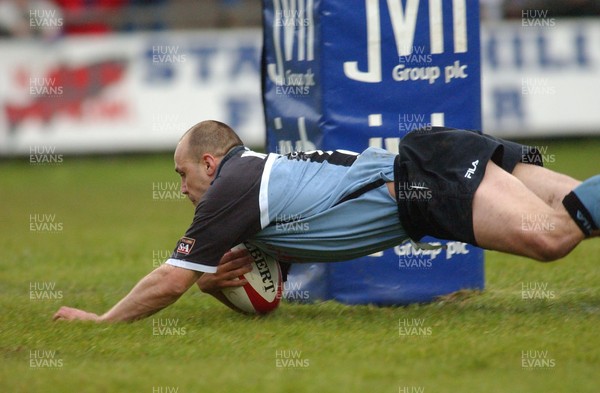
[252,147,408,263]
[167,146,408,273]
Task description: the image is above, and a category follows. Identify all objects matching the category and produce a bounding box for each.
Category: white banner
[0,30,264,155]
[481,19,600,137]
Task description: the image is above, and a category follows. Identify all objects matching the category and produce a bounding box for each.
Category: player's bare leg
[511,163,600,237]
[472,161,585,261]
[511,163,580,210]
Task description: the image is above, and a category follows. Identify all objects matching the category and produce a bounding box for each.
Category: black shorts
[394,127,543,245]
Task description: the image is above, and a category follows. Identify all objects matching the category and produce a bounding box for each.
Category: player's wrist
[95,313,110,322]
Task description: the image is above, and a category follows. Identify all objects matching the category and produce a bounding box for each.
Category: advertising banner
[0,30,264,155]
[2,20,600,158]
[481,19,600,137]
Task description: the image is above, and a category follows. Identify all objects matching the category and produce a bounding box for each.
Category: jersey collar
[211,145,246,185]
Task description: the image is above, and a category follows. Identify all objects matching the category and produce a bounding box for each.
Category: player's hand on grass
[53,306,100,322]
[196,248,253,295]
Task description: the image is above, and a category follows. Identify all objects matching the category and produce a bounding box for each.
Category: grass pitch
[1,138,599,393]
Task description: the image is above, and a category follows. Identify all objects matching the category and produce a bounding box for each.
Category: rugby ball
[221,242,282,314]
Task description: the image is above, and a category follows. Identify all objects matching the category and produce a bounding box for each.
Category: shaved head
[179,120,243,161]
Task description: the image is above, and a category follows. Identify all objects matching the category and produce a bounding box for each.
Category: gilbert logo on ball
[221,242,283,314]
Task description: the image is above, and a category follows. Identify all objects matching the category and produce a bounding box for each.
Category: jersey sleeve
[166,151,266,273]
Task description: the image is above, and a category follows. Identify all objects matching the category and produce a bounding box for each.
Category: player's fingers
[219,255,253,272]
[229,256,253,270]
[224,248,249,262]
[219,278,248,288]
[222,266,248,281]
[218,250,233,264]
[53,307,99,322]
[228,264,252,279]
[52,306,71,321]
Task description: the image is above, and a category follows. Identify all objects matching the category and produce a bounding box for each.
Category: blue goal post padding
[262,0,484,305]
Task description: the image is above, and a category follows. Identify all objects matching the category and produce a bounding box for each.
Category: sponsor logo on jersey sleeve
[176,237,196,255]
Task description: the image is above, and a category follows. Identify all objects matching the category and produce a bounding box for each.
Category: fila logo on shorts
[464,160,479,179]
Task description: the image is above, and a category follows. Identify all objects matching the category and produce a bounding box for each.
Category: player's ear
[201,154,218,177]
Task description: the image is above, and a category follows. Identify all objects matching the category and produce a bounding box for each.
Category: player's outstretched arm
[53,264,201,323]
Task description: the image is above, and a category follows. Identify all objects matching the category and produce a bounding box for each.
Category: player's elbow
[157,264,200,296]
[166,281,190,297]
[167,273,198,296]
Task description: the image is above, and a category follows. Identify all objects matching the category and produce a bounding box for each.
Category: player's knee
[527,233,572,262]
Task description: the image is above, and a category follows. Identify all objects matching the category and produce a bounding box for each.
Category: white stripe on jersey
[259,153,278,229]
[241,150,267,159]
[300,149,358,156]
[335,149,360,156]
[165,258,217,273]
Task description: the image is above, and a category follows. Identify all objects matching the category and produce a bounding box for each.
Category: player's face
[174,144,212,207]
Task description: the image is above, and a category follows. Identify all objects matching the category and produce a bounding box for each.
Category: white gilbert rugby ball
[221,243,282,314]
